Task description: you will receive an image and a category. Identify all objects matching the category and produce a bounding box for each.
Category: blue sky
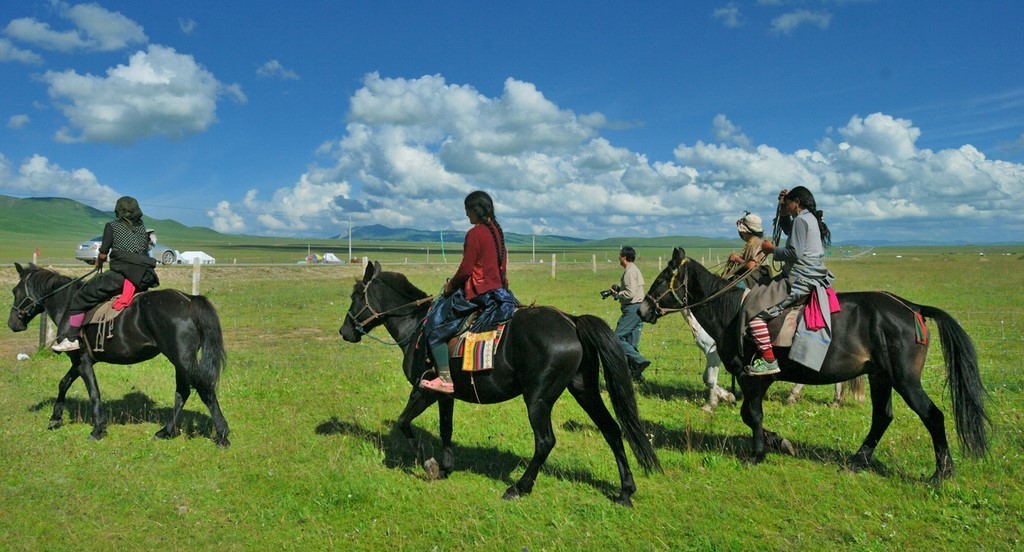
[1,1,1022,243]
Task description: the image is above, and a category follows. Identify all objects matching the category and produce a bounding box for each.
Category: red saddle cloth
[112,279,136,310]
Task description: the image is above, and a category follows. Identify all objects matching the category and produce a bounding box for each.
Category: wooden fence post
[192,258,201,295]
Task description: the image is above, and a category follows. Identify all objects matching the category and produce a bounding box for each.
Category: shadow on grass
[315,416,624,500]
[564,416,900,479]
[30,391,218,440]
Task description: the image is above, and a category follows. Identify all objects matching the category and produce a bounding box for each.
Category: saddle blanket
[450,324,506,372]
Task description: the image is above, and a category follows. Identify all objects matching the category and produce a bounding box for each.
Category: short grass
[1,251,1022,550]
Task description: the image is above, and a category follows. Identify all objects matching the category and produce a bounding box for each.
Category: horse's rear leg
[894,381,953,482]
[849,374,894,472]
[195,382,230,448]
[505,398,555,501]
[156,372,190,441]
[48,364,80,430]
[568,383,636,507]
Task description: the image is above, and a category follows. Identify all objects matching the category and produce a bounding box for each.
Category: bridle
[646,257,758,318]
[646,262,691,318]
[344,275,435,346]
[11,267,98,324]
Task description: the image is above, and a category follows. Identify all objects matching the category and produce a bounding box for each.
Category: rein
[14,267,99,319]
[649,256,762,317]
[346,277,435,347]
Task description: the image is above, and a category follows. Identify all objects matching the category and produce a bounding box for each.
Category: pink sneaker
[419,377,454,394]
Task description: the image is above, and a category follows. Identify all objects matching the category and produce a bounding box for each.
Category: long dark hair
[785,186,831,247]
[465,190,508,285]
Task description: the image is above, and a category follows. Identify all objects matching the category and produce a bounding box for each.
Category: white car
[75,237,179,265]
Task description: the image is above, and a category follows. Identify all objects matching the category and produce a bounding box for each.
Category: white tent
[180,251,216,264]
[321,252,345,264]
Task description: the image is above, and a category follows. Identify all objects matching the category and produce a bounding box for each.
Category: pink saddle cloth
[804,288,840,331]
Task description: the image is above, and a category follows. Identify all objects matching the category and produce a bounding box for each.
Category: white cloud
[42,44,234,144]
[207,201,246,233]
[4,2,146,52]
[179,18,197,35]
[256,60,299,80]
[0,153,120,207]
[7,114,30,129]
[0,38,44,64]
[770,10,831,34]
[712,3,743,28]
[206,74,1023,242]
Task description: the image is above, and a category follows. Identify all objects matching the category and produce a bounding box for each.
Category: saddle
[80,291,148,353]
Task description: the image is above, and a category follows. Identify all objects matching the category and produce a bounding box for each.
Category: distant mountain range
[3,195,1020,248]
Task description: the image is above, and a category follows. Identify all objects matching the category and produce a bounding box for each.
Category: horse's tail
[918,304,989,458]
[575,314,662,474]
[190,295,227,386]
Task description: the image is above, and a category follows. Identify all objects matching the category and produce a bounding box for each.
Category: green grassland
[1,245,1023,549]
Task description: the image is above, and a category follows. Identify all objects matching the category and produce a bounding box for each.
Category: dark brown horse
[8,263,229,446]
[639,248,988,481]
[339,261,660,506]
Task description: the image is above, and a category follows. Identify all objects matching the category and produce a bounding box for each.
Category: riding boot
[420,343,454,393]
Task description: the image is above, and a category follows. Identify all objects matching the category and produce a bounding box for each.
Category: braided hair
[465,190,508,287]
[785,186,831,247]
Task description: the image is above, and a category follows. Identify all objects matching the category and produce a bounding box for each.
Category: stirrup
[419,377,454,394]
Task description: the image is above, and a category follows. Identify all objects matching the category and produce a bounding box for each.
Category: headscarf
[114,196,144,225]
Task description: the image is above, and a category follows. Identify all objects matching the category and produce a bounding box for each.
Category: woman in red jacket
[420,190,515,394]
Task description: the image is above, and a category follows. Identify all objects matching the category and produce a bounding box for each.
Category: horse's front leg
[739,376,769,463]
[76,356,106,440]
[395,388,438,477]
[48,362,81,429]
[436,396,455,479]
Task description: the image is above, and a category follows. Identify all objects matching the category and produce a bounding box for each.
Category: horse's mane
[26,265,74,291]
[380,271,430,301]
[684,258,744,321]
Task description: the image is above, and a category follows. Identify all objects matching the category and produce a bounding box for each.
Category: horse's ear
[672,247,686,263]
[15,262,25,276]
[362,261,376,283]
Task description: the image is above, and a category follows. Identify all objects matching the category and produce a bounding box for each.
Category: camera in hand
[600,284,621,300]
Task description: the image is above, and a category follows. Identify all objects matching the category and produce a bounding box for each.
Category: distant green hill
[0,195,737,264]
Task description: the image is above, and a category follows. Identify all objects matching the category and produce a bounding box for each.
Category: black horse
[339,262,660,506]
[638,248,988,481]
[8,263,230,446]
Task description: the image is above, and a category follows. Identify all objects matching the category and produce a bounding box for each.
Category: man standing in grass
[609,246,650,380]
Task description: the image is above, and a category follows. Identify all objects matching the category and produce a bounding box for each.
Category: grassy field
[1,251,1022,550]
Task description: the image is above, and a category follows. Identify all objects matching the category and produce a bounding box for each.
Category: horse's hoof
[423,457,440,481]
[779,438,796,457]
[215,436,231,448]
[153,428,179,440]
[502,487,521,500]
[786,394,800,405]
[47,420,62,430]
[613,495,634,508]
[89,432,105,441]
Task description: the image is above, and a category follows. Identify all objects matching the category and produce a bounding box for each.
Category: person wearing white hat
[723,211,772,289]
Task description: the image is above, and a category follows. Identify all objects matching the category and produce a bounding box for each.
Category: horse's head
[638,247,690,324]
[339,261,384,342]
[8,262,46,332]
